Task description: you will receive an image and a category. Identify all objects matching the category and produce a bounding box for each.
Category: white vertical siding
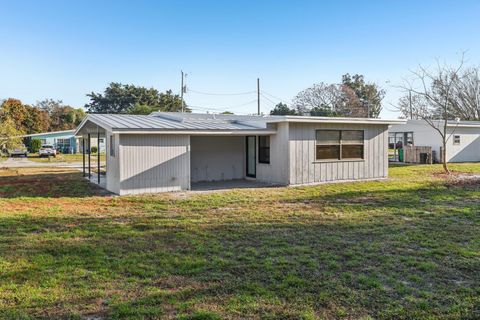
[190,136,245,182]
[119,134,190,195]
[288,123,389,184]
[106,131,120,194]
[256,122,290,185]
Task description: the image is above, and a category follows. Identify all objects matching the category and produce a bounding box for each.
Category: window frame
[315,129,364,161]
[258,136,270,164]
[453,135,461,145]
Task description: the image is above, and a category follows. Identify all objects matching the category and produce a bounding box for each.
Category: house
[22,129,105,154]
[75,112,405,195]
[389,119,480,163]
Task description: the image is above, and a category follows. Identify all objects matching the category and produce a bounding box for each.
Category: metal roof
[22,129,76,138]
[75,112,406,136]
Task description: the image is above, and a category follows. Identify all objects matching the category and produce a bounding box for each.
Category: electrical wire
[261,90,288,103]
[260,93,278,107]
[188,89,256,96]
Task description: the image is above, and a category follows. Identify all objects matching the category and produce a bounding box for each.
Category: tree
[36,99,85,131]
[438,67,480,120]
[342,74,385,118]
[292,83,344,116]
[398,55,467,174]
[0,117,24,153]
[220,111,234,115]
[270,102,297,115]
[86,83,189,114]
[0,98,50,134]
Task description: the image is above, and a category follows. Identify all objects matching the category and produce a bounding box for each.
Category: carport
[75,120,107,187]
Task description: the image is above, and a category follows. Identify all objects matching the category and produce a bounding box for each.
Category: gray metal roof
[75,112,406,136]
[79,113,268,132]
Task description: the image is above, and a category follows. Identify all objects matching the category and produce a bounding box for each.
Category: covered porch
[75,122,108,188]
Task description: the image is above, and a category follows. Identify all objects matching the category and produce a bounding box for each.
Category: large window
[258,136,270,164]
[316,130,364,161]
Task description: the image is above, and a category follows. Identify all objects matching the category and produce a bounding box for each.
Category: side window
[316,130,364,161]
[110,135,115,157]
[258,136,270,164]
[453,135,460,145]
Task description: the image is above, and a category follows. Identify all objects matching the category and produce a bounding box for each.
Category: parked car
[9,145,28,157]
[39,144,57,157]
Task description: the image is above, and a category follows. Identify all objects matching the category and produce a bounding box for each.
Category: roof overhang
[266,116,407,125]
[22,129,76,138]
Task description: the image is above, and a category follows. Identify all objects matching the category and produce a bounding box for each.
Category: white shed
[75,112,404,195]
[389,119,480,163]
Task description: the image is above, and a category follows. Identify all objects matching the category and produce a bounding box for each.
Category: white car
[9,146,28,157]
[39,145,57,157]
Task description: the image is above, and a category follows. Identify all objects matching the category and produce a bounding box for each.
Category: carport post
[97,132,100,184]
[82,138,85,177]
[88,133,91,179]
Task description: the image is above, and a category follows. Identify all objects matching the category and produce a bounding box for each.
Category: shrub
[30,139,42,153]
[90,146,98,154]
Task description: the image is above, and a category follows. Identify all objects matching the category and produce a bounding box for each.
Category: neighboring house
[390,119,480,163]
[75,112,405,195]
[22,129,105,154]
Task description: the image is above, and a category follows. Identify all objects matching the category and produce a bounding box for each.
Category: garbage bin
[398,148,404,162]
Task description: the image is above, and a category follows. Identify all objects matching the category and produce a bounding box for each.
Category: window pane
[342,145,363,159]
[316,145,340,160]
[342,130,364,144]
[316,130,340,144]
[258,136,270,164]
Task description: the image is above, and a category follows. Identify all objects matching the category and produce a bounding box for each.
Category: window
[110,135,115,157]
[453,135,461,145]
[57,138,71,153]
[316,130,364,161]
[258,136,270,164]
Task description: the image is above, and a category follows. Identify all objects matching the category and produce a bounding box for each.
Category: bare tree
[398,55,467,173]
[445,67,480,120]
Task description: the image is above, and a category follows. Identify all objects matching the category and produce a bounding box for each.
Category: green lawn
[27,153,106,163]
[0,164,479,319]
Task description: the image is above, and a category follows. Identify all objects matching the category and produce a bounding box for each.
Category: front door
[246,136,256,178]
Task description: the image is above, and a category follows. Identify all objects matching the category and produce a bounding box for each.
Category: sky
[1,0,479,118]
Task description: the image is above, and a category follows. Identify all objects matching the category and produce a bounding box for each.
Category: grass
[0,164,479,319]
[27,153,106,163]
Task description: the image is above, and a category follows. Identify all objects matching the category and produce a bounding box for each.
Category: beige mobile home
[75,112,404,195]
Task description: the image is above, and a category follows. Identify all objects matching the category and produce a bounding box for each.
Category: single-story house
[389,119,480,163]
[22,129,105,154]
[75,112,405,195]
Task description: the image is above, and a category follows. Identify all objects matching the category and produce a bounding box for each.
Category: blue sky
[1,0,479,118]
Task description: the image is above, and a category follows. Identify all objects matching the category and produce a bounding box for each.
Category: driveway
[1,157,105,168]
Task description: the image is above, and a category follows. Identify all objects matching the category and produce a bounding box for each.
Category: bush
[90,146,98,154]
[30,139,42,153]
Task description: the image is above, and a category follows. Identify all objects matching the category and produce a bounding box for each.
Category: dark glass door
[246,136,256,178]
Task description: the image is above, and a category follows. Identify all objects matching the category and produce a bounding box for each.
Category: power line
[188,89,256,96]
[260,93,278,107]
[261,90,288,103]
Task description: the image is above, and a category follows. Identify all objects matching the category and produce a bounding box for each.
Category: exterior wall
[28,133,77,154]
[106,131,121,194]
[190,136,245,182]
[288,123,388,185]
[118,134,190,195]
[390,121,480,162]
[447,127,480,162]
[256,122,290,185]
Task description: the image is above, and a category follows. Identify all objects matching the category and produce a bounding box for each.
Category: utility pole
[257,78,260,115]
[181,70,185,113]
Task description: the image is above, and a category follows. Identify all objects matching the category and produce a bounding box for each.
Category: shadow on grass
[0,169,110,198]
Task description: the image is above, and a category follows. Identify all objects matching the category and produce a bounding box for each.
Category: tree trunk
[442,140,450,174]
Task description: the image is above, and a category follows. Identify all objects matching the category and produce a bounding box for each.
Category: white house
[390,119,480,163]
[75,112,405,195]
